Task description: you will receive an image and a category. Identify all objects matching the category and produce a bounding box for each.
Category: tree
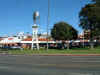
[92,0,100,4]
[51,22,78,49]
[79,1,100,49]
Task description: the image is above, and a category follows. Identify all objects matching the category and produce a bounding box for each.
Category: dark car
[1,46,11,50]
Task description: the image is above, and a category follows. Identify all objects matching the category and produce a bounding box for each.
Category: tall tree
[51,22,78,49]
[79,1,100,49]
[92,0,100,4]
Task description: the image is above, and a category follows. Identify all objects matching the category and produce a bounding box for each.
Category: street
[0,55,100,75]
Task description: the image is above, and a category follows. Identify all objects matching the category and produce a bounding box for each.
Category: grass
[0,46,100,55]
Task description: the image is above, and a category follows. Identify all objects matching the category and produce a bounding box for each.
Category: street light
[47,0,50,50]
[83,30,85,48]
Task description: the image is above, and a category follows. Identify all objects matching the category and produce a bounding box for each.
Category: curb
[0,53,100,56]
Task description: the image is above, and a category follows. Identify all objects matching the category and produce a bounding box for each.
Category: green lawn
[0,46,99,55]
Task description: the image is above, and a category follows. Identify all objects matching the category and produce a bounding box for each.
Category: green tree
[92,0,100,4]
[79,1,100,49]
[51,22,78,49]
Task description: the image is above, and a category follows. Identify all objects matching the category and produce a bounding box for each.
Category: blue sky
[0,0,90,36]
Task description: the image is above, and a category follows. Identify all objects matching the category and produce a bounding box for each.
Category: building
[0,33,55,49]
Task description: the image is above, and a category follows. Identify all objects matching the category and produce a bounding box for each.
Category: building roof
[0,38,3,41]
[23,38,52,41]
[0,37,21,44]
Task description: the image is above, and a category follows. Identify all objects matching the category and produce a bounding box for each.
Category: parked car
[48,43,67,49]
[10,46,22,50]
[1,46,11,50]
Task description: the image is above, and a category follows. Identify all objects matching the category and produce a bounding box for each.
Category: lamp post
[32,11,40,50]
[47,0,50,50]
[83,30,85,48]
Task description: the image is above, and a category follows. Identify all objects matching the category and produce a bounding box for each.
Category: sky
[0,0,90,36]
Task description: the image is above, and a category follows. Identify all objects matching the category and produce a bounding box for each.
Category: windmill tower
[31,11,40,50]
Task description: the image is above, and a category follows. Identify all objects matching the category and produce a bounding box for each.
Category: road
[0,55,100,75]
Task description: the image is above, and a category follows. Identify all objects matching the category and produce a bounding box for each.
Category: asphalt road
[0,55,100,75]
